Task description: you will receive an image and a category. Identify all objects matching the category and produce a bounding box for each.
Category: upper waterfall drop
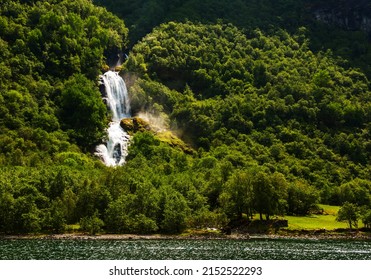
[100,70,131,121]
[95,71,131,167]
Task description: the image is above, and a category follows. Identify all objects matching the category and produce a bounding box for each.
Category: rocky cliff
[310,0,371,35]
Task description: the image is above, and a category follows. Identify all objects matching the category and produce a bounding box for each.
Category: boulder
[120,117,151,134]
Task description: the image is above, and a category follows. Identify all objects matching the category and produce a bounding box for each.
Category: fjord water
[95,71,131,166]
[1,238,370,260]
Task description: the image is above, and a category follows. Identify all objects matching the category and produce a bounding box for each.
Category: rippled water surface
[1,238,370,260]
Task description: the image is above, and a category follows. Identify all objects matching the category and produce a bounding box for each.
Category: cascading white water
[95,71,131,166]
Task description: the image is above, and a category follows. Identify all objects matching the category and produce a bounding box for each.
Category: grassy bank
[285,204,347,230]
[237,204,370,238]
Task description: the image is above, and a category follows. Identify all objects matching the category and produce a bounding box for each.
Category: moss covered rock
[156,131,194,154]
[120,117,151,134]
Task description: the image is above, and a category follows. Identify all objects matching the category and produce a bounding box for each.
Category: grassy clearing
[66,224,81,232]
[319,204,340,215]
[252,205,352,230]
[285,214,347,230]
[284,204,365,230]
[285,204,346,230]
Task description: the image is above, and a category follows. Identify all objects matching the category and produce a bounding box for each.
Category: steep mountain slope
[125,22,370,198]
[94,0,371,77]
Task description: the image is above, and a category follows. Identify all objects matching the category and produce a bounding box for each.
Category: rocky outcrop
[120,117,194,154]
[120,117,151,134]
[156,131,194,155]
[311,0,371,34]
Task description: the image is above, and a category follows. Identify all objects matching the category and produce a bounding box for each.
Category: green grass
[156,131,194,154]
[285,214,346,230]
[66,224,81,232]
[253,205,356,230]
[318,204,340,215]
[285,204,346,230]
[284,204,364,230]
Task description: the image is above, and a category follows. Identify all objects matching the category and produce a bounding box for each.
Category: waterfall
[95,71,131,166]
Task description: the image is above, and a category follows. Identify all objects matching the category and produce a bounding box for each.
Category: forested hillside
[95,0,371,77]
[0,0,370,234]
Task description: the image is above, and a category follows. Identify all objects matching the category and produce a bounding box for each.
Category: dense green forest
[0,0,370,234]
[94,0,371,77]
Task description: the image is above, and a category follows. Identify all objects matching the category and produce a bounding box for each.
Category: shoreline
[1,230,371,241]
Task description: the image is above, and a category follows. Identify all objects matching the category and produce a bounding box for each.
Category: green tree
[338,179,371,207]
[253,61,268,88]
[336,202,360,230]
[80,211,105,235]
[158,186,190,233]
[59,74,107,149]
[43,198,67,233]
[105,184,159,234]
[220,170,254,220]
[126,131,160,160]
[105,195,136,233]
[14,196,42,233]
[252,171,288,220]
[61,188,78,224]
[0,191,15,233]
[287,180,319,215]
[362,209,371,229]
[76,180,111,219]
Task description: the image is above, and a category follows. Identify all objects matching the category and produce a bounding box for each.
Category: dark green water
[0,238,370,260]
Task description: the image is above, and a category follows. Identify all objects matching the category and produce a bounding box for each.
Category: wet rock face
[311,0,371,34]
